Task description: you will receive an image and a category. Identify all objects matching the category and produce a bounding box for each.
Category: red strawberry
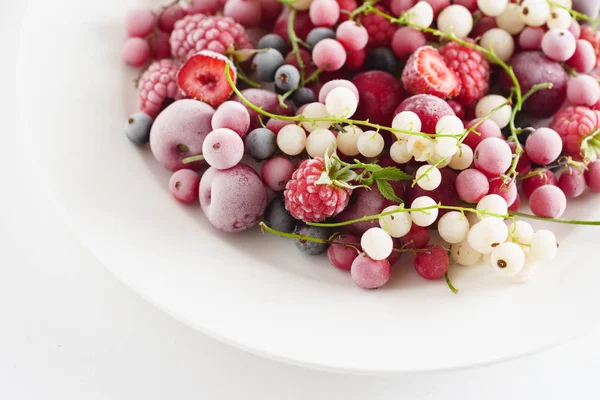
[177,50,237,108]
[401,45,461,99]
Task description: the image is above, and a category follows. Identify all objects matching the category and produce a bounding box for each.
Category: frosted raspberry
[549,105,600,159]
[169,14,252,61]
[440,41,490,107]
[580,25,600,67]
[360,5,397,48]
[284,158,351,223]
[137,59,182,118]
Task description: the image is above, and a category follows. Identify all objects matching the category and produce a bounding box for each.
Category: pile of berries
[123,0,600,291]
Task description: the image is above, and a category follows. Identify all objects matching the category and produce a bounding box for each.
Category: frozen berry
[529,185,567,218]
[522,169,558,198]
[125,7,156,38]
[292,87,316,107]
[567,39,597,73]
[263,197,296,233]
[309,0,340,27]
[336,20,368,51]
[253,49,285,82]
[463,118,503,150]
[519,27,545,50]
[525,127,563,165]
[246,128,276,160]
[401,46,460,99]
[414,245,449,280]
[212,101,251,138]
[257,33,288,55]
[456,168,489,203]
[567,74,600,106]
[158,5,186,33]
[122,37,151,67]
[440,41,490,107]
[391,27,427,60]
[138,59,182,118]
[169,169,200,204]
[394,94,454,134]
[558,167,586,198]
[274,65,300,91]
[364,48,397,74]
[352,71,405,126]
[234,89,293,130]
[474,138,512,177]
[262,156,295,191]
[328,233,360,271]
[294,224,330,255]
[585,160,600,191]
[224,0,262,28]
[306,27,336,47]
[542,28,577,62]
[351,254,391,289]
[312,39,347,71]
[125,112,153,145]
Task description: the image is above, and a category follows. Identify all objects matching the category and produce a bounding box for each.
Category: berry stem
[509,211,600,226]
[234,62,262,88]
[445,271,459,294]
[288,9,306,84]
[182,155,205,164]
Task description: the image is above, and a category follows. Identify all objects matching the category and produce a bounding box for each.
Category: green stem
[287,9,306,84]
[304,68,323,84]
[445,271,459,294]
[509,212,600,226]
[182,155,205,164]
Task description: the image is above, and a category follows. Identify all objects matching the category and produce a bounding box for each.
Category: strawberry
[401,45,461,99]
[177,50,237,108]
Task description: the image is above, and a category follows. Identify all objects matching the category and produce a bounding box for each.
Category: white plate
[16,0,600,373]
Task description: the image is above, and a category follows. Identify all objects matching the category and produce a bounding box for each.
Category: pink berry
[424,0,451,16]
[158,5,186,33]
[585,160,600,191]
[542,29,577,62]
[447,100,465,120]
[125,7,156,38]
[508,193,521,212]
[519,27,544,51]
[169,169,201,203]
[471,15,497,38]
[224,0,262,27]
[318,79,359,103]
[558,168,586,198]
[569,19,581,39]
[474,138,512,177]
[402,224,430,249]
[414,245,449,280]
[529,185,567,218]
[346,48,367,70]
[567,74,600,106]
[265,118,295,134]
[328,233,361,271]
[391,27,427,60]
[456,168,490,203]
[394,94,455,134]
[122,37,151,67]
[212,101,251,138]
[452,0,477,12]
[350,254,391,289]
[180,0,220,14]
[309,0,340,27]
[312,39,347,71]
[390,0,416,16]
[202,128,245,170]
[525,128,563,166]
[261,156,295,191]
[488,178,517,207]
[154,31,171,59]
[567,39,598,73]
[463,118,503,150]
[336,21,368,51]
[522,169,558,198]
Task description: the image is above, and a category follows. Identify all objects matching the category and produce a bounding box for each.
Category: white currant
[325,87,358,118]
[357,130,384,157]
[438,211,470,244]
[490,242,526,277]
[477,0,508,17]
[448,144,474,170]
[379,206,413,238]
[451,240,483,266]
[410,196,439,227]
[301,102,331,132]
[390,140,413,164]
[476,194,508,219]
[361,227,394,261]
[392,111,422,141]
[529,229,558,261]
[305,128,337,158]
[277,124,307,156]
[415,165,442,191]
[336,125,362,156]
[467,218,509,254]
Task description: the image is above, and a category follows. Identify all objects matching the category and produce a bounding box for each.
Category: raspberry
[284,158,351,223]
[440,41,490,107]
[580,25,600,67]
[169,14,252,62]
[360,5,397,48]
[401,46,461,99]
[137,59,182,118]
[549,105,600,159]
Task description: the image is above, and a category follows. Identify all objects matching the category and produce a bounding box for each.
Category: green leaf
[372,167,411,181]
[375,179,402,203]
[335,169,358,182]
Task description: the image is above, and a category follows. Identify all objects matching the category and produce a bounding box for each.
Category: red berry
[391,27,427,60]
[558,167,586,198]
[352,71,405,126]
[351,254,391,289]
[447,100,465,120]
[508,193,521,212]
[440,41,490,107]
[125,7,156,38]
[471,15,497,38]
[456,168,489,203]
[414,245,449,280]
[402,224,430,249]
[328,233,361,271]
[169,169,201,203]
[401,46,461,99]
[580,25,600,68]
[274,9,315,41]
[463,118,503,150]
[360,5,397,48]
[585,160,600,191]
[489,178,517,207]
[550,105,600,159]
[337,0,358,21]
[234,89,294,130]
[395,94,455,134]
[529,185,567,219]
[522,169,558,198]
[122,37,151,67]
[345,48,367,70]
[138,59,182,118]
[158,5,186,33]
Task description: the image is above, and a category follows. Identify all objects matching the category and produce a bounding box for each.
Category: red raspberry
[580,25,600,67]
[284,158,351,223]
[550,105,600,159]
[401,46,461,99]
[137,59,182,118]
[439,41,490,107]
[169,14,252,62]
[361,5,397,48]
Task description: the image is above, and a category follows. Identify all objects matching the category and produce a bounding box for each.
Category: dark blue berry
[294,224,330,255]
[264,198,296,233]
[245,128,277,160]
[253,49,284,82]
[125,112,153,145]
[257,33,288,56]
[306,28,336,47]
[291,87,315,107]
[274,64,300,91]
[365,48,398,74]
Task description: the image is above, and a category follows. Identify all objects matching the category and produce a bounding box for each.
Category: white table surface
[3,3,600,399]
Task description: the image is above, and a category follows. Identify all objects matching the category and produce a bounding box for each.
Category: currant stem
[182,155,205,164]
[287,9,306,84]
[508,212,600,226]
[445,271,459,294]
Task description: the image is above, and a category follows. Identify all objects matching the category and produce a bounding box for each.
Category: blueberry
[264,198,296,233]
[274,64,300,91]
[291,87,316,107]
[294,224,330,255]
[257,33,288,56]
[252,49,284,82]
[125,112,153,145]
[365,48,398,74]
[306,27,336,47]
[245,128,277,160]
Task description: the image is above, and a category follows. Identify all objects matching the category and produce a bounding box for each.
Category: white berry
[361,228,394,261]
[520,0,551,27]
[547,7,572,30]
[407,1,434,28]
[410,196,439,227]
[490,242,525,277]
[357,130,384,157]
[428,150,452,168]
[415,165,442,191]
[496,3,526,35]
[277,124,306,156]
[325,87,358,118]
[476,194,508,219]
[477,0,508,17]
[475,94,512,129]
[451,240,482,266]
[438,211,470,244]
[480,28,515,62]
[407,135,434,162]
[436,115,464,135]
[337,125,362,156]
[467,218,509,254]
[529,229,558,261]
[306,128,336,158]
[390,140,413,164]
[510,259,538,283]
[301,102,331,132]
[437,5,473,39]
[550,0,572,8]
[449,144,474,170]
[379,206,412,238]
[507,220,534,245]
[392,111,422,141]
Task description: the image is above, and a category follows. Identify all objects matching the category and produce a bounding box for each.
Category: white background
[2,2,600,399]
